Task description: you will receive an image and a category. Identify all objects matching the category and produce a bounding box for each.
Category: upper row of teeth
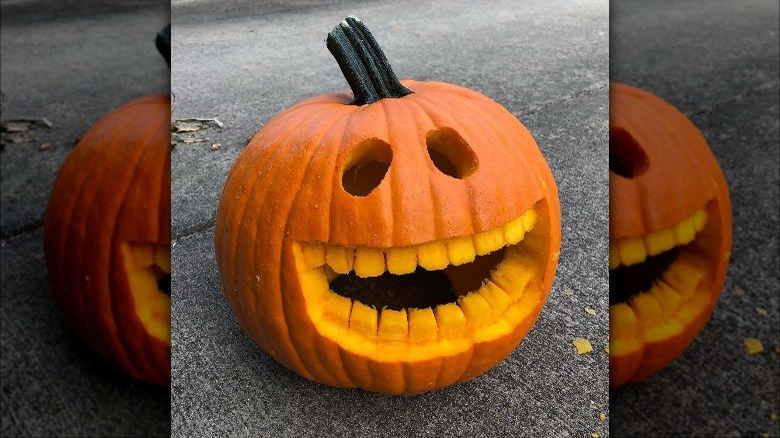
[609,208,707,269]
[300,209,538,278]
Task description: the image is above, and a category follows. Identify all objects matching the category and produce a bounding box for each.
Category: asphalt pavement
[171,0,609,436]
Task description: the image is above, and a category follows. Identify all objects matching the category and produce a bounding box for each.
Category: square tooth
[155,246,171,274]
[522,208,538,231]
[417,240,449,271]
[502,217,526,245]
[609,303,637,330]
[326,245,354,274]
[378,309,408,342]
[127,243,155,269]
[386,246,417,275]
[478,281,511,315]
[302,242,326,269]
[618,236,647,266]
[674,217,696,245]
[473,228,505,256]
[490,258,534,300]
[322,293,352,328]
[662,258,704,297]
[645,228,676,256]
[609,241,619,269]
[446,236,476,266]
[298,268,331,302]
[458,293,492,327]
[354,247,385,278]
[127,268,157,296]
[694,209,708,232]
[349,301,378,338]
[653,281,682,314]
[323,265,341,282]
[408,308,438,342]
[629,293,663,323]
[434,303,467,337]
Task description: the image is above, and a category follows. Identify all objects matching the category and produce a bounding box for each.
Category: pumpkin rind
[609,83,731,387]
[44,94,171,386]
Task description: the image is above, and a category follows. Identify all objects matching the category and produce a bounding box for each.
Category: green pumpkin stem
[156,23,171,68]
[327,16,412,105]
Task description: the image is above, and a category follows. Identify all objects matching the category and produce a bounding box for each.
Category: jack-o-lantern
[609,83,732,387]
[43,28,171,386]
[215,17,561,394]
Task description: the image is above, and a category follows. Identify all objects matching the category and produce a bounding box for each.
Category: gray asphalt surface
[171,0,609,436]
[610,1,780,437]
[1,1,171,437]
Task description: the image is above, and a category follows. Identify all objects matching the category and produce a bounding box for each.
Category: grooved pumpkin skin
[609,83,732,387]
[215,80,561,394]
[44,94,171,386]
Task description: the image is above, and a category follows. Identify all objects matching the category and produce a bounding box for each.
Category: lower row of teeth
[611,253,708,332]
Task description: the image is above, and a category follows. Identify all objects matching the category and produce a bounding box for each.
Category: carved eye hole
[426,128,478,179]
[341,138,393,197]
[610,127,649,178]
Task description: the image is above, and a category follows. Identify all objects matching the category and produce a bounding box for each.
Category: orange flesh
[293,204,547,363]
[121,242,171,345]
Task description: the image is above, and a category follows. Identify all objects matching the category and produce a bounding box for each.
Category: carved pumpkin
[215,17,561,394]
[43,27,171,385]
[609,83,732,387]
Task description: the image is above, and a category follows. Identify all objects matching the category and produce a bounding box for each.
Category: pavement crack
[518,81,608,117]
[172,220,216,244]
[685,81,779,117]
[1,219,44,242]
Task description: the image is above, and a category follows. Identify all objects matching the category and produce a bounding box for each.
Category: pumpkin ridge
[67,105,151,379]
[430,91,524,228]
[239,111,341,377]
[386,93,437,244]
[46,123,118,343]
[411,88,523,229]
[278,110,359,384]
[224,105,336,336]
[404,90,479,236]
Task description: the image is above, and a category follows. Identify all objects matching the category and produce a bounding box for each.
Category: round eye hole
[341,138,393,197]
[426,128,478,179]
[610,126,649,178]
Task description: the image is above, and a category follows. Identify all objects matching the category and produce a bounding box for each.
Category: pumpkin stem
[327,16,412,105]
[156,23,171,67]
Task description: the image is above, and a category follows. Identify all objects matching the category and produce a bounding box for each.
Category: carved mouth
[292,202,550,357]
[609,204,715,346]
[121,242,171,344]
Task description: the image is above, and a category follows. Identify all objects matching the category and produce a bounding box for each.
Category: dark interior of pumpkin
[154,266,171,295]
[330,249,505,311]
[609,247,678,305]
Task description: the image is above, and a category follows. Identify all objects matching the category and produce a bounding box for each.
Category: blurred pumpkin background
[1,1,170,436]
[609,1,779,436]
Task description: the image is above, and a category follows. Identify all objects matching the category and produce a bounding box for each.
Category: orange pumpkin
[609,82,732,387]
[44,93,171,386]
[214,16,561,394]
